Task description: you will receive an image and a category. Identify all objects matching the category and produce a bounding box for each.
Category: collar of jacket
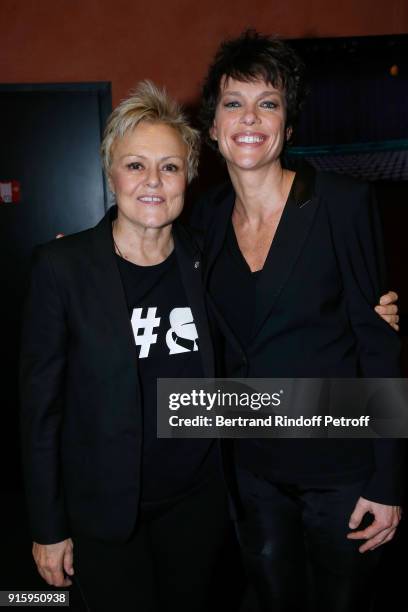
[89,206,215,377]
[291,161,317,208]
[201,162,320,348]
[202,162,317,279]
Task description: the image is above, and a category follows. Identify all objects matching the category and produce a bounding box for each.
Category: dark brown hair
[200,29,306,148]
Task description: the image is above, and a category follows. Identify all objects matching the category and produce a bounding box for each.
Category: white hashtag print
[131,307,161,358]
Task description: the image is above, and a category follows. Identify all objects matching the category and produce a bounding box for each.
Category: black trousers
[70,474,243,612]
[235,469,382,612]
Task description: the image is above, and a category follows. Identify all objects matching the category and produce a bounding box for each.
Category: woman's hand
[376,291,399,331]
[33,538,74,587]
[347,496,402,553]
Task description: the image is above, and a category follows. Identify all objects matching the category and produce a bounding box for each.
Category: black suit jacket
[20,207,215,544]
[190,165,405,505]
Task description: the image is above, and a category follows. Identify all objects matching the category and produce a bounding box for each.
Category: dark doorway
[0,82,111,597]
[0,82,111,491]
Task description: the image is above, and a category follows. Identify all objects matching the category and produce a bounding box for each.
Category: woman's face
[108,121,188,231]
[210,77,290,173]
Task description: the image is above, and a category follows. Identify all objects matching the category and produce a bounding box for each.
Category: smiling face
[108,121,188,231]
[210,77,290,173]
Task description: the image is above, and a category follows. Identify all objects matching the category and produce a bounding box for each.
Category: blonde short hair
[101,80,200,183]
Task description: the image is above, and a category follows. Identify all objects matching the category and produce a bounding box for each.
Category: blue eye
[260,100,278,109]
[224,101,241,108]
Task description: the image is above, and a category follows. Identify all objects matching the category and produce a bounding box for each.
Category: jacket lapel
[203,187,235,285]
[87,210,216,377]
[199,187,248,361]
[173,222,215,378]
[252,165,320,340]
[87,206,139,361]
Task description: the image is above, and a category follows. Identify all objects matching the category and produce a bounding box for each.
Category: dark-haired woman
[192,30,403,612]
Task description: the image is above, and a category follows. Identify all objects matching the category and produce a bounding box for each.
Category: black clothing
[20,206,217,544]
[72,474,240,612]
[190,164,404,612]
[208,216,378,495]
[116,251,215,502]
[235,469,382,612]
[208,221,257,348]
[191,166,404,506]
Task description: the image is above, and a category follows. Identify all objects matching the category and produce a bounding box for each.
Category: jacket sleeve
[326,179,405,505]
[20,246,70,544]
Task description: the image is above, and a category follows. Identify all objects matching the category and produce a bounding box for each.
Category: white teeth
[139,196,163,202]
[236,135,264,143]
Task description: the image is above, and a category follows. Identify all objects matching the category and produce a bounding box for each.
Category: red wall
[1,0,407,105]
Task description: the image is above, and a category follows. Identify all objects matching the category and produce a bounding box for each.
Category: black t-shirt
[116,250,216,502]
[208,221,374,486]
[209,222,258,348]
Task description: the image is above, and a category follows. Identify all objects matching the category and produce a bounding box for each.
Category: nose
[145,167,161,188]
[239,104,260,126]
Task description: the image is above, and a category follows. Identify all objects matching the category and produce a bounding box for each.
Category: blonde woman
[20,81,236,612]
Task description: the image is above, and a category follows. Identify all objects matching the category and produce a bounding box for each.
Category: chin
[141,220,172,230]
[140,214,175,230]
[232,157,263,170]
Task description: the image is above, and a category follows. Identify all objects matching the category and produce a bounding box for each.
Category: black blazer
[190,165,405,505]
[20,207,215,544]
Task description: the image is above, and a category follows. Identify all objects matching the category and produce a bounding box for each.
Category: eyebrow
[120,154,185,161]
[222,90,282,98]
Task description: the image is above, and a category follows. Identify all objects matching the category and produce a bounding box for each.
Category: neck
[113,213,174,266]
[228,160,295,224]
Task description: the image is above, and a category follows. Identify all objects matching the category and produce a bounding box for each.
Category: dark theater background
[1,1,407,609]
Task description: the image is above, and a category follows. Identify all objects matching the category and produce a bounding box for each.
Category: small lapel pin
[194,261,200,269]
